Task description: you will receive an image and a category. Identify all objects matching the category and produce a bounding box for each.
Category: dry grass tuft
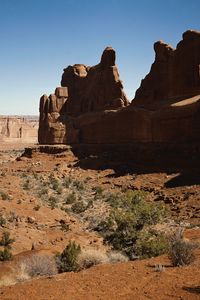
[77,249,109,270]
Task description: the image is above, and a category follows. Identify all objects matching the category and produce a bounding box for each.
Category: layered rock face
[133,30,200,109]
[39,30,200,147]
[38,47,128,144]
[0,116,38,143]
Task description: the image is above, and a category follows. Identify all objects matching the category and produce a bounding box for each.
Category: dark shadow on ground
[71,143,200,188]
[164,172,200,188]
[183,286,200,295]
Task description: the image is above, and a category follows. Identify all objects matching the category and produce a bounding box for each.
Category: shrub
[77,249,108,270]
[22,179,31,190]
[73,180,84,191]
[71,201,87,214]
[56,241,81,272]
[168,229,197,266]
[107,251,129,263]
[60,223,70,232]
[0,231,15,249]
[48,196,58,210]
[0,216,6,227]
[92,186,103,198]
[37,188,48,197]
[0,232,14,261]
[0,191,10,201]
[133,231,168,259]
[0,247,12,261]
[21,254,58,278]
[65,192,76,204]
[33,205,41,211]
[52,182,59,191]
[63,177,72,188]
[103,190,167,259]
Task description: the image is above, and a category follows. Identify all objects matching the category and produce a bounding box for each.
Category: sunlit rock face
[0,116,38,143]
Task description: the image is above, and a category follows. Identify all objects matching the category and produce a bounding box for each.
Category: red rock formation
[61,47,128,116]
[39,47,128,144]
[38,30,200,147]
[133,30,200,109]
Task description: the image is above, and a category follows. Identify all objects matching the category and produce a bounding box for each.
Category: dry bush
[168,228,198,266]
[20,254,58,278]
[77,249,108,270]
[107,251,129,263]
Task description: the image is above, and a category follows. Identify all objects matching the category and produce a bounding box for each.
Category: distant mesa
[0,116,38,144]
[38,30,200,146]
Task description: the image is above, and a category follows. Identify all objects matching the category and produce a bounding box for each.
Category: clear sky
[0,0,199,115]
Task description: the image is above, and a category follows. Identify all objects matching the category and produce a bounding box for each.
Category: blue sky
[0,0,199,115]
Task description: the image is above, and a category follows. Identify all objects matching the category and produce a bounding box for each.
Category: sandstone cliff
[38,30,200,146]
[38,47,128,144]
[0,116,38,144]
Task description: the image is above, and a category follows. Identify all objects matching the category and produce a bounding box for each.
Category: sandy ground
[0,143,199,300]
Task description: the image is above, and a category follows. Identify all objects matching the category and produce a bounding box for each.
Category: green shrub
[0,247,12,261]
[134,231,168,259]
[56,241,81,272]
[73,180,84,191]
[0,231,15,249]
[63,177,72,188]
[0,231,14,261]
[48,196,58,210]
[104,190,167,259]
[71,201,87,214]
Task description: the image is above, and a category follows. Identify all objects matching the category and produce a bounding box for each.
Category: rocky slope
[0,145,199,299]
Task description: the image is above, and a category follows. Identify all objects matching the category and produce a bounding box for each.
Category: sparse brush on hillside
[102,190,168,259]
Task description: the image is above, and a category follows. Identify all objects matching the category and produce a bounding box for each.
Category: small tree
[56,241,81,272]
[0,231,15,249]
[0,231,14,261]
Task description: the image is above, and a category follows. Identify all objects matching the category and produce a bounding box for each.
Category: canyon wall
[38,30,200,147]
[0,116,38,144]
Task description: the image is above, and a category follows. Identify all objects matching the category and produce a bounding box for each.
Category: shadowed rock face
[38,47,128,144]
[133,30,200,109]
[61,46,128,116]
[39,30,200,147]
